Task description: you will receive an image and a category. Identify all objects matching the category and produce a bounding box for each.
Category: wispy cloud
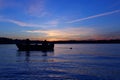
[67,10,120,23]
[28,0,49,17]
[93,31,120,40]
[0,18,42,27]
[26,27,95,40]
[0,17,60,28]
[46,20,59,26]
[9,19,42,27]
[0,0,49,17]
[26,27,120,40]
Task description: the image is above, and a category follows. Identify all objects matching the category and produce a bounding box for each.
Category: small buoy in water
[70,47,72,49]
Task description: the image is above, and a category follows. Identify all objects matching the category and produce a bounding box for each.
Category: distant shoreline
[0,37,120,44]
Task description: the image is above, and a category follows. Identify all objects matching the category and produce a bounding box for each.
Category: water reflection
[0,44,120,80]
[41,51,48,56]
[16,50,54,62]
[17,51,30,62]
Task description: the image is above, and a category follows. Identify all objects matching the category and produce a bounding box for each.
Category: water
[0,44,120,80]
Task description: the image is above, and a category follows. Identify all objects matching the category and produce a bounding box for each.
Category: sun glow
[26,27,96,41]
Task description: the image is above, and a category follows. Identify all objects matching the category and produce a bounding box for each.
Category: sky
[0,0,120,41]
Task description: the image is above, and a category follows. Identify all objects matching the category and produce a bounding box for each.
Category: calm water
[0,44,120,80]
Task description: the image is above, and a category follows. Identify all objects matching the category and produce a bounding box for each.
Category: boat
[16,43,54,51]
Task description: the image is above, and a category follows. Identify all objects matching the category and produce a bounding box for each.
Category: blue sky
[0,0,120,41]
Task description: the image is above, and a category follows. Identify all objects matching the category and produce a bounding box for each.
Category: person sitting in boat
[42,40,48,46]
[25,39,30,50]
[26,39,30,45]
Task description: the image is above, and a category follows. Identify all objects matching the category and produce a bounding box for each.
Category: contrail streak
[67,10,120,23]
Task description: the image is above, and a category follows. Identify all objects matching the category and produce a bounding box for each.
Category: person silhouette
[26,39,30,45]
[42,40,48,46]
[26,39,30,51]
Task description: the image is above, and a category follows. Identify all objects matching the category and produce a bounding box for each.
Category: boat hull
[16,44,54,51]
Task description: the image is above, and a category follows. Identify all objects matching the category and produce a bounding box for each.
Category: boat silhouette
[16,39,54,51]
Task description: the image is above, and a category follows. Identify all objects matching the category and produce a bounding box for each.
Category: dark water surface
[0,44,120,80]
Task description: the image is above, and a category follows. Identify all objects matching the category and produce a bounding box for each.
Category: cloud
[0,16,60,28]
[28,0,48,17]
[67,10,120,23]
[26,27,95,40]
[93,31,120,40]
[9,20,42,27]
[46,20,59,26]
[0,0,49,17]
[26,27,120,40]
[0,18,42,27]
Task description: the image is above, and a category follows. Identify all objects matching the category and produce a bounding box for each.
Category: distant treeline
[0,37,120,44]
[0,37,42,44]
[53,40,120,44]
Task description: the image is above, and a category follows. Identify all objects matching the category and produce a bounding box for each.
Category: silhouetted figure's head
[26,39,30,42]
[26,39,30,45]
[42,40,48,46]
[44,40,47,42]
